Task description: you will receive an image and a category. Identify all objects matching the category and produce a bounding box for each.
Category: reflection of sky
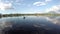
[0,16,60,31]
[0,21,13,30]
[46,16,60,25]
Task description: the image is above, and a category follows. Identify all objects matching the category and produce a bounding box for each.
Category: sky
[0,0,60,14]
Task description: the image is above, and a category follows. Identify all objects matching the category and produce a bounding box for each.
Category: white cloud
[0,2,13,11]
[15,0,24,3]
[33,2,46,6]
[45,0,52,2]
[46,5,60,13]
[33,0,52,6]
[15,0,20,2]
[0,0,1,2]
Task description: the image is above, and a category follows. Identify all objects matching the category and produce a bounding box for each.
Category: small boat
[23,17,25,19]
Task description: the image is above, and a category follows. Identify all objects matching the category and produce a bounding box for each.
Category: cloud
[33,2,46,6]
[0,0,1,1]
[33,0,52,6]
[45,0,52,2]
[11,0,24,5]
[0,2,13,11]
[46,5,60,13]
[15,0,19,2]
[15,0,24,3]
[0,0,24,11]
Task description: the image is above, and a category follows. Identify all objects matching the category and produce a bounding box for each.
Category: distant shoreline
[0,14,60,17]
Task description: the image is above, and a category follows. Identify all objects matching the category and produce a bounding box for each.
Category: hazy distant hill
[48,11,57,14]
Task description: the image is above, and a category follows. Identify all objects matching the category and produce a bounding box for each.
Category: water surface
[0,16,60,34]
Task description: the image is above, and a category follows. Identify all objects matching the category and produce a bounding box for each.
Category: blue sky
[0,0,60,14]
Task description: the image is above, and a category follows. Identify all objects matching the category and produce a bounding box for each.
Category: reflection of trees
[0,13,2,18]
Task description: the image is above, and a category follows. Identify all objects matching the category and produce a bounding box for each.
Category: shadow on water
[0,16,60,34]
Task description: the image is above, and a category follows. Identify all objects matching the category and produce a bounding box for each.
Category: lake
[0,16,60,34]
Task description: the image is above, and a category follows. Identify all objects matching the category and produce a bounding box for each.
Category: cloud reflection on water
[0,16,60,34]
[46,16,60,25]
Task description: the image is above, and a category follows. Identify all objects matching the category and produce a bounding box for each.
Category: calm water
[0,16,60,34]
